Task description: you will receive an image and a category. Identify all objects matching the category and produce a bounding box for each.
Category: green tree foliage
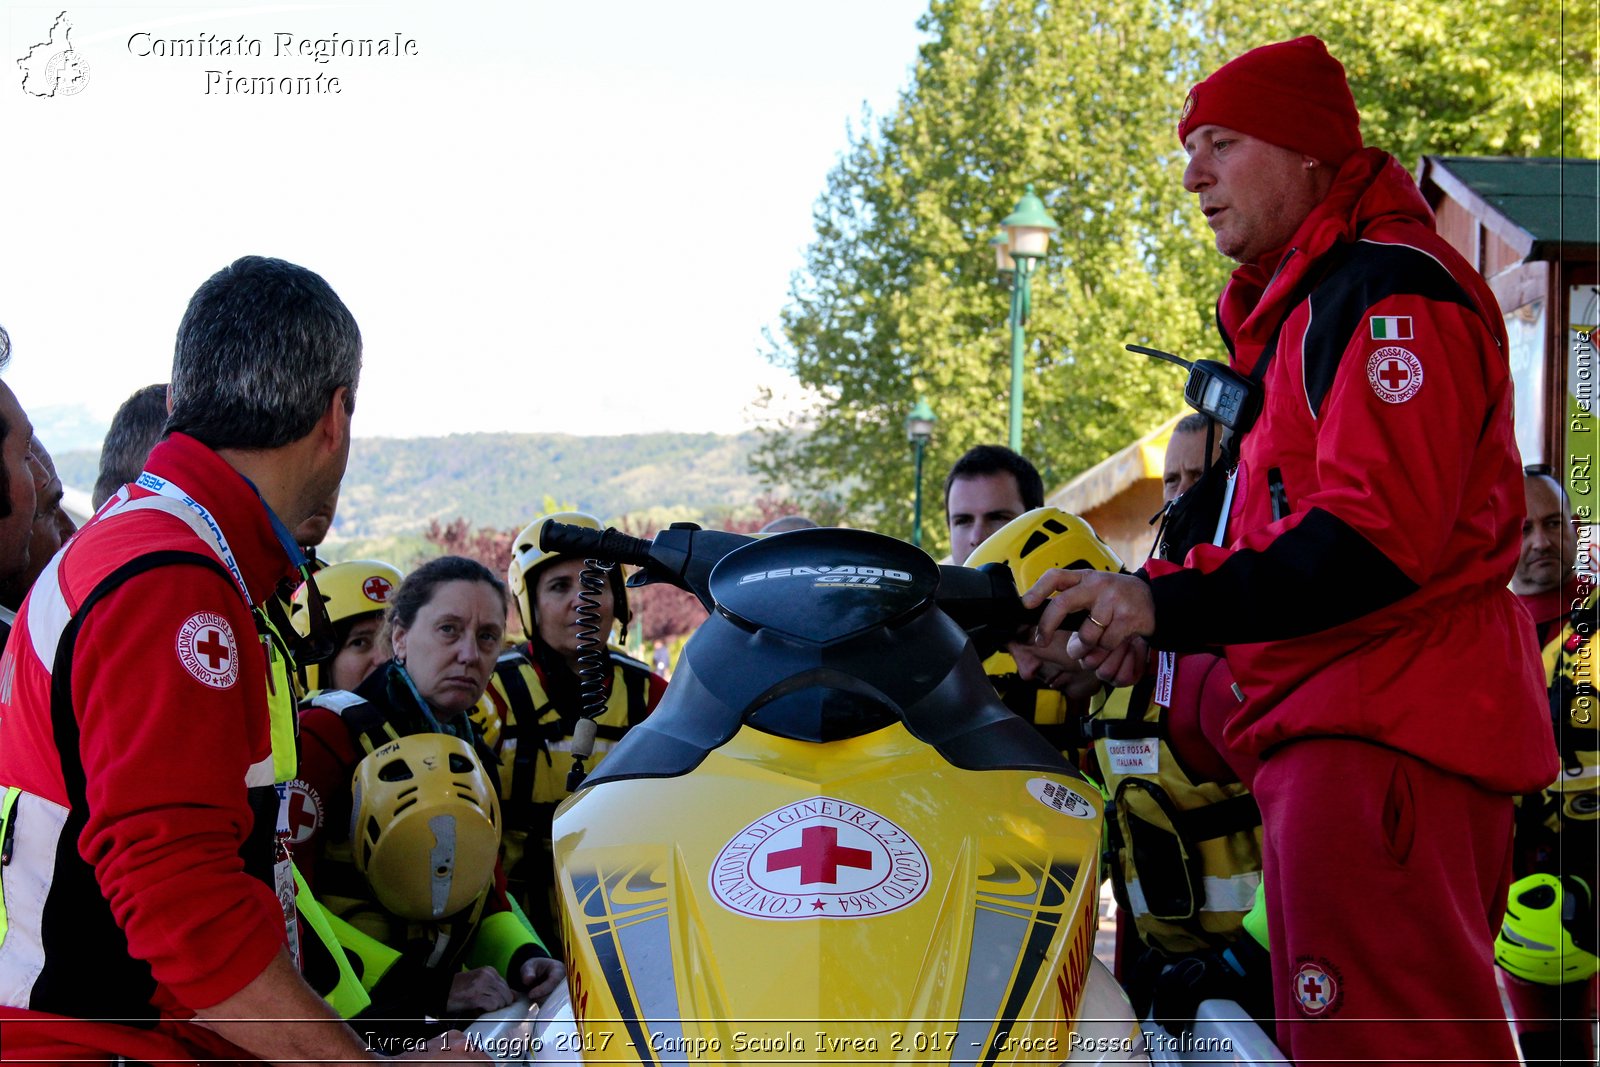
[758,0,1594,558]
[1228,0,1598,162]
[756,0,1222,558]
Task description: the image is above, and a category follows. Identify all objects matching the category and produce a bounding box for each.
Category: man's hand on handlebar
[1020,569,1155,688]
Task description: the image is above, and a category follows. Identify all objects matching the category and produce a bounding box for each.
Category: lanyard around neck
[135,471,252,605]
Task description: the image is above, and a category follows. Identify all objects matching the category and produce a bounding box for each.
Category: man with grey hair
[0,258,474,1065]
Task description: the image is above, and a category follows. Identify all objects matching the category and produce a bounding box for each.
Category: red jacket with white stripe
[0,434,293,1060]
[1143,150,1557,794]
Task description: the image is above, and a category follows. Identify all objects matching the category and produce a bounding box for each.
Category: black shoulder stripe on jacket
[1147,507,1419,651]
[1301,240,1478,419]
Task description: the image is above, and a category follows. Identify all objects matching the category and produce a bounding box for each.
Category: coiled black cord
[567,557,615,791]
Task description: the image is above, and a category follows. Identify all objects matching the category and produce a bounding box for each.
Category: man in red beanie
[1022,35,1557,1066]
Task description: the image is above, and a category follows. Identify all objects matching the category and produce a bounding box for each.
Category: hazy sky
[2,0,930,439]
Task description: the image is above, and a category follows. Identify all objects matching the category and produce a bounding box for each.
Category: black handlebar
[539,522,1073,656]
[539,522,655,567]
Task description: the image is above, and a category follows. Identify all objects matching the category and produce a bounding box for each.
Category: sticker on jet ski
[709,797,930,920]
[1026,777,1097,820]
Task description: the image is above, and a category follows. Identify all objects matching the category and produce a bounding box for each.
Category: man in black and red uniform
[0,258,472,1066]
[1025,37,1557,1065]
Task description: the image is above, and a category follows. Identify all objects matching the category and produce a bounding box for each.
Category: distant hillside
[56,431,772,540]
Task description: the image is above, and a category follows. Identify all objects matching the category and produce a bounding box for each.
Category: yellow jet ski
[526,522,1148,1064]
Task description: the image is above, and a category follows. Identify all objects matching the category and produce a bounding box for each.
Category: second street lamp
[906,398,937,549]
[997,184,1059,453]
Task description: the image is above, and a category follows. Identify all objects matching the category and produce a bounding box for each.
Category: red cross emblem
[766,825,874,885]
[1366,346,1423,404]
[1377,359,1409,390]
[709,798,931,920]
[196,629,230,671]
[362,575,393,603]
[284,781,322,844]
[1294,961,1338,1016]
[176,612,240,690]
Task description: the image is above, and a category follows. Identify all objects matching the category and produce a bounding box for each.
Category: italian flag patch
[1370,315,1413,340]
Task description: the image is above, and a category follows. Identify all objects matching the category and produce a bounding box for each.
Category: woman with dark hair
[480,511,667,946]
[291,555,563,1033]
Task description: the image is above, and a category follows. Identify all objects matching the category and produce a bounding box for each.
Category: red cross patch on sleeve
[1366,346,1424,404]
[176,612,241,689]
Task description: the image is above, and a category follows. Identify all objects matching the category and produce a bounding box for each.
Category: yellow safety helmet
[506,511,630,637]
[966,507,1125,586]
[1495,873,1600,985]
[350,733,502,921]
[291,560,404,690]
[291,559,404,636]
[966,508,1124,681]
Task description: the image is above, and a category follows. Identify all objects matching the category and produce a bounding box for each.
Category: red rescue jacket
[1143,150,1556,794]
[0,434,292,1061]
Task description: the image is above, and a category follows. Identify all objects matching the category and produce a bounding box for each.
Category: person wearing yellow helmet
[479,511,668,946]
[290,558,403,692]
[965,507,1120,755]
[973,504,1270,1029]
[291,556,564,1036]
[349,733,504,925]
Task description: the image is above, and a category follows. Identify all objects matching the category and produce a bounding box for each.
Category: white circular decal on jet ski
[1027,777,1097,819]
[709,797,929,920]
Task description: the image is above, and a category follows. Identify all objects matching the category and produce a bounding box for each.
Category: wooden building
[1417,156,1599,518]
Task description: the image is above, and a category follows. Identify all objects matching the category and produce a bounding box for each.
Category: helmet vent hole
[448,753,475,774]
[378,760,414,782]
[1019,531,1049,557]
[1520,885,1557,909]
[364,816,381,844]
[1042,519,1069,534]
[392,797,417,816]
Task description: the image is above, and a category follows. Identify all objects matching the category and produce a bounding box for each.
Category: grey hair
[93,383,168,509]
[167,256,361,450]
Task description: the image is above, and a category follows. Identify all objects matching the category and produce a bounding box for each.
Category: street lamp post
[994,184,1059,453]
[906,398,937,549]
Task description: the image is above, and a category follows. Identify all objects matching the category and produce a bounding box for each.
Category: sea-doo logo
[710,797,929,920]
[738,563,913,587]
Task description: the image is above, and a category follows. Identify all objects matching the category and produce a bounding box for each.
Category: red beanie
[1177,35,1362,165]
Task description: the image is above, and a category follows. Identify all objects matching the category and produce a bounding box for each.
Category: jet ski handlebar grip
[539,522,655,567]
